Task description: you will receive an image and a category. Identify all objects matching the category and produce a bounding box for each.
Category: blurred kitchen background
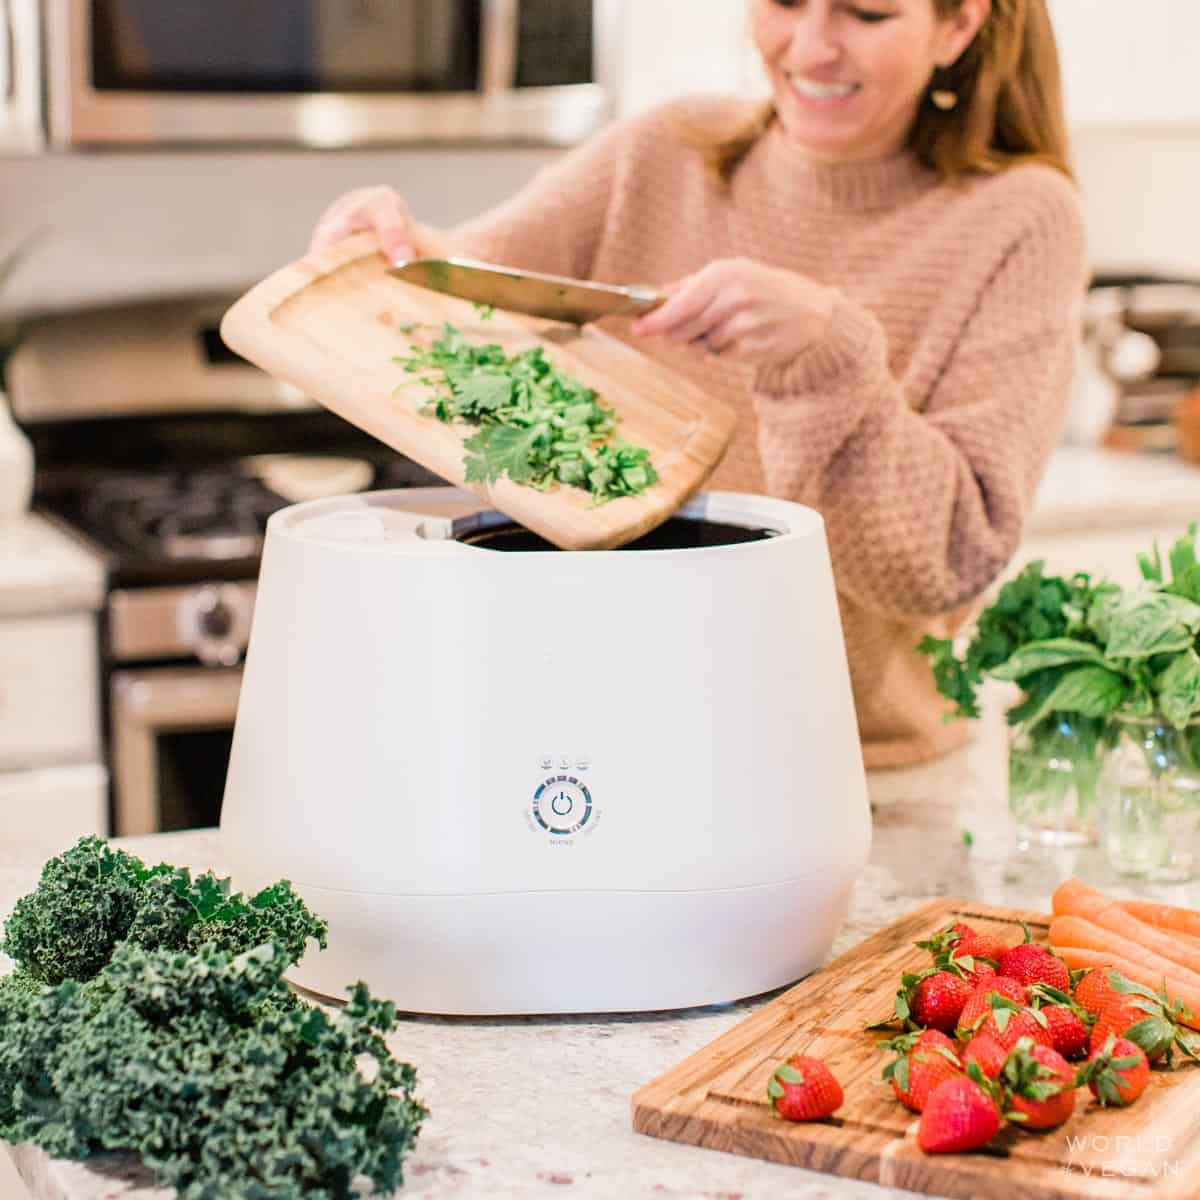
[2,0,1200,852]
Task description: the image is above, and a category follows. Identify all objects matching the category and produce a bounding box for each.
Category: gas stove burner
[66,468,290,565]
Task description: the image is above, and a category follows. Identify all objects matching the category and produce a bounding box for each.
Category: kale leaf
[1,942,426,1199]
[2,836,327,985]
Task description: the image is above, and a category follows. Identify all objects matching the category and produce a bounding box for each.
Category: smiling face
[751,0,989,163]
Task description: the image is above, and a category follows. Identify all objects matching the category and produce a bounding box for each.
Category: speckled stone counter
[4,693,1197,1200]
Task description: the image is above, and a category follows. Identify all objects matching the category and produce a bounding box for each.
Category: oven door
[45,0,615,147]
[0,0,43,152]
[109,666,242,835]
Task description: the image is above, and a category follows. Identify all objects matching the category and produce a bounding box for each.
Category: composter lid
[220,235,737,551]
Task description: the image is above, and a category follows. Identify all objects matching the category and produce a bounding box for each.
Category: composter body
[220,489,871,1013]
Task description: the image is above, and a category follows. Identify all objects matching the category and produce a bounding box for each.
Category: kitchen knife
[388,257,662,325]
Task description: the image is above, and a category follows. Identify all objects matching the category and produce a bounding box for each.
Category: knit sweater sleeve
[753,167,1088,620]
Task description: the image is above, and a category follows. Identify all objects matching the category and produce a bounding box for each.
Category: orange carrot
[1051,879,1200,980]
[1118,897,1200,942]
[1051,943,1200,1032]
[1049,913,1200,993]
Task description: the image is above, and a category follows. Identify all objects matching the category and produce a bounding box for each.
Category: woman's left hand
[629,258,837,364]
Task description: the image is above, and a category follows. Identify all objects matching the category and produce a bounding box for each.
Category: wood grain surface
[631,898,1200,1199]
[219,235,737,549]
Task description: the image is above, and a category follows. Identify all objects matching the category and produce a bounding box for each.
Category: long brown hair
[678,0,1072,182]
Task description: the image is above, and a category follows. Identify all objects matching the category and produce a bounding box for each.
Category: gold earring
[931,88,958,110]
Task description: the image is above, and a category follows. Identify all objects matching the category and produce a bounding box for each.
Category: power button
[532,774,593,835]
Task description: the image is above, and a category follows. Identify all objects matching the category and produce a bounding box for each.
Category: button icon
[531,775,593,836]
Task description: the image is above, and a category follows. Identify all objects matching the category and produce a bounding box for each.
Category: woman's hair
[677,0,1072,182]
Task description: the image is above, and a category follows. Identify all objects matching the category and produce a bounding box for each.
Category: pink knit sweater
[448,97,1089,768]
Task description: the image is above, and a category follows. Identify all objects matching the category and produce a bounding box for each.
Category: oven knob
[181,585,249,667]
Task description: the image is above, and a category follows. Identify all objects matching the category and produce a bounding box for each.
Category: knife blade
[387,257,662,326]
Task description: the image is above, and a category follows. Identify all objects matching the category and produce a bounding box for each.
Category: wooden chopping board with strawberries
[632,893,1200,1200]
[219,234,737,550]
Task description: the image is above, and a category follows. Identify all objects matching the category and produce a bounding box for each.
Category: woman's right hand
[308,185,419,263]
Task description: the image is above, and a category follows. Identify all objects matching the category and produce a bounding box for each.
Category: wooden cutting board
[632,898,1200,1199]
[219,235,737,550]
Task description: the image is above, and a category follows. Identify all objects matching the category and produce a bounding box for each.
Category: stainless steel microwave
[45,0,623,148]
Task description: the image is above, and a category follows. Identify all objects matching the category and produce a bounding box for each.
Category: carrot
[1051,878,1200,980]
[1118,897,1200,942]
[1051,943,1200,1032]
[1049,913,1200,993]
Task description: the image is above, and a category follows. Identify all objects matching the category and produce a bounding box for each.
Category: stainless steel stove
[9,295,443,836]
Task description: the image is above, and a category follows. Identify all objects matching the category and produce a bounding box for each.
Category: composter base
[283,876,853,1015]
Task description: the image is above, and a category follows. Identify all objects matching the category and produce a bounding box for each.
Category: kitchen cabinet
[615,2,764,118]
[1048,0,1200,126]
[0,514,107,848]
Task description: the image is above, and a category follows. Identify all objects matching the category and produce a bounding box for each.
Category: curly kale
[1,837,159,983]
[1,942,426,1199]
[2,837,326,985]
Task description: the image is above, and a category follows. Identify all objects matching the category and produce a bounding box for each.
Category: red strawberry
[961,1031,1009,1079]
[881,1030,963,1113]
[961,995,1053,1053]
[1000,1038,1078,1130]
[955,978,1030,1038]
[1077,1034,1151,1107]
[1073,966,1120,1018]
[1040,1005,1091,1060]
[998,942,1071,993]
[918,922,1004,969]
[768,1055,844,1121]
[917,1074,1001,1153]
[1088,986,1200,1066]
[947,921,1007,963]
[907,970,975,1033]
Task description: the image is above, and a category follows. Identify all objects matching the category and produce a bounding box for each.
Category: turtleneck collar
[750,120,939,212]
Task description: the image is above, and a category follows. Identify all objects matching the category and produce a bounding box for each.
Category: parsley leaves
[393,322,659,504]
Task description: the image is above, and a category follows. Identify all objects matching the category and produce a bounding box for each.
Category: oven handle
[109,666,242,837]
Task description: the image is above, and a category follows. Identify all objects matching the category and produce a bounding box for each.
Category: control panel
[527,755,599,842]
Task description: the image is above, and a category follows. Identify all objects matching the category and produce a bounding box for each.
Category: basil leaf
[1155,649,1200,729]
[988,637,1113,682]
[1105,592,1200,660]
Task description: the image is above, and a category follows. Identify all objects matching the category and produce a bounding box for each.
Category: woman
[310,0,1087,769]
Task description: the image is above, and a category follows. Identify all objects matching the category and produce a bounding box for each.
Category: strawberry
[955,977,1030,1038]
[1028,983,1093,1060]
[1000,1038,1078,1130]
[997,931,1070,993]
[1039,1005,1091,1060]
[768,1055,844,1121]
[918,922,1004,971]
[961,994,1053,1053]
[1088,981,1200,1066]
[880,1030,962,1113]
[1076,1034,1151,1107]
[902,970,975,1033]
[917,1072,1001,1153]
[1073,966,1120,1018]
[961,1031,1009,1080]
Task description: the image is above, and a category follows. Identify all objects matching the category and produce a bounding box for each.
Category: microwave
[0,0,43,151]
[45,0,622,148]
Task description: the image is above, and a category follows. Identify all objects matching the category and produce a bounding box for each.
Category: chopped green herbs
[393,321,658,504]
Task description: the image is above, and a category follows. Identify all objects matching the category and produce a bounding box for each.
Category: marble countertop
[4,696,1198,1200]
[1027,445,1200,537]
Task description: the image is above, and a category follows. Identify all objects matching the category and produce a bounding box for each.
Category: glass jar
[1100,715,1200,882]
[1007,713,1106,847]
